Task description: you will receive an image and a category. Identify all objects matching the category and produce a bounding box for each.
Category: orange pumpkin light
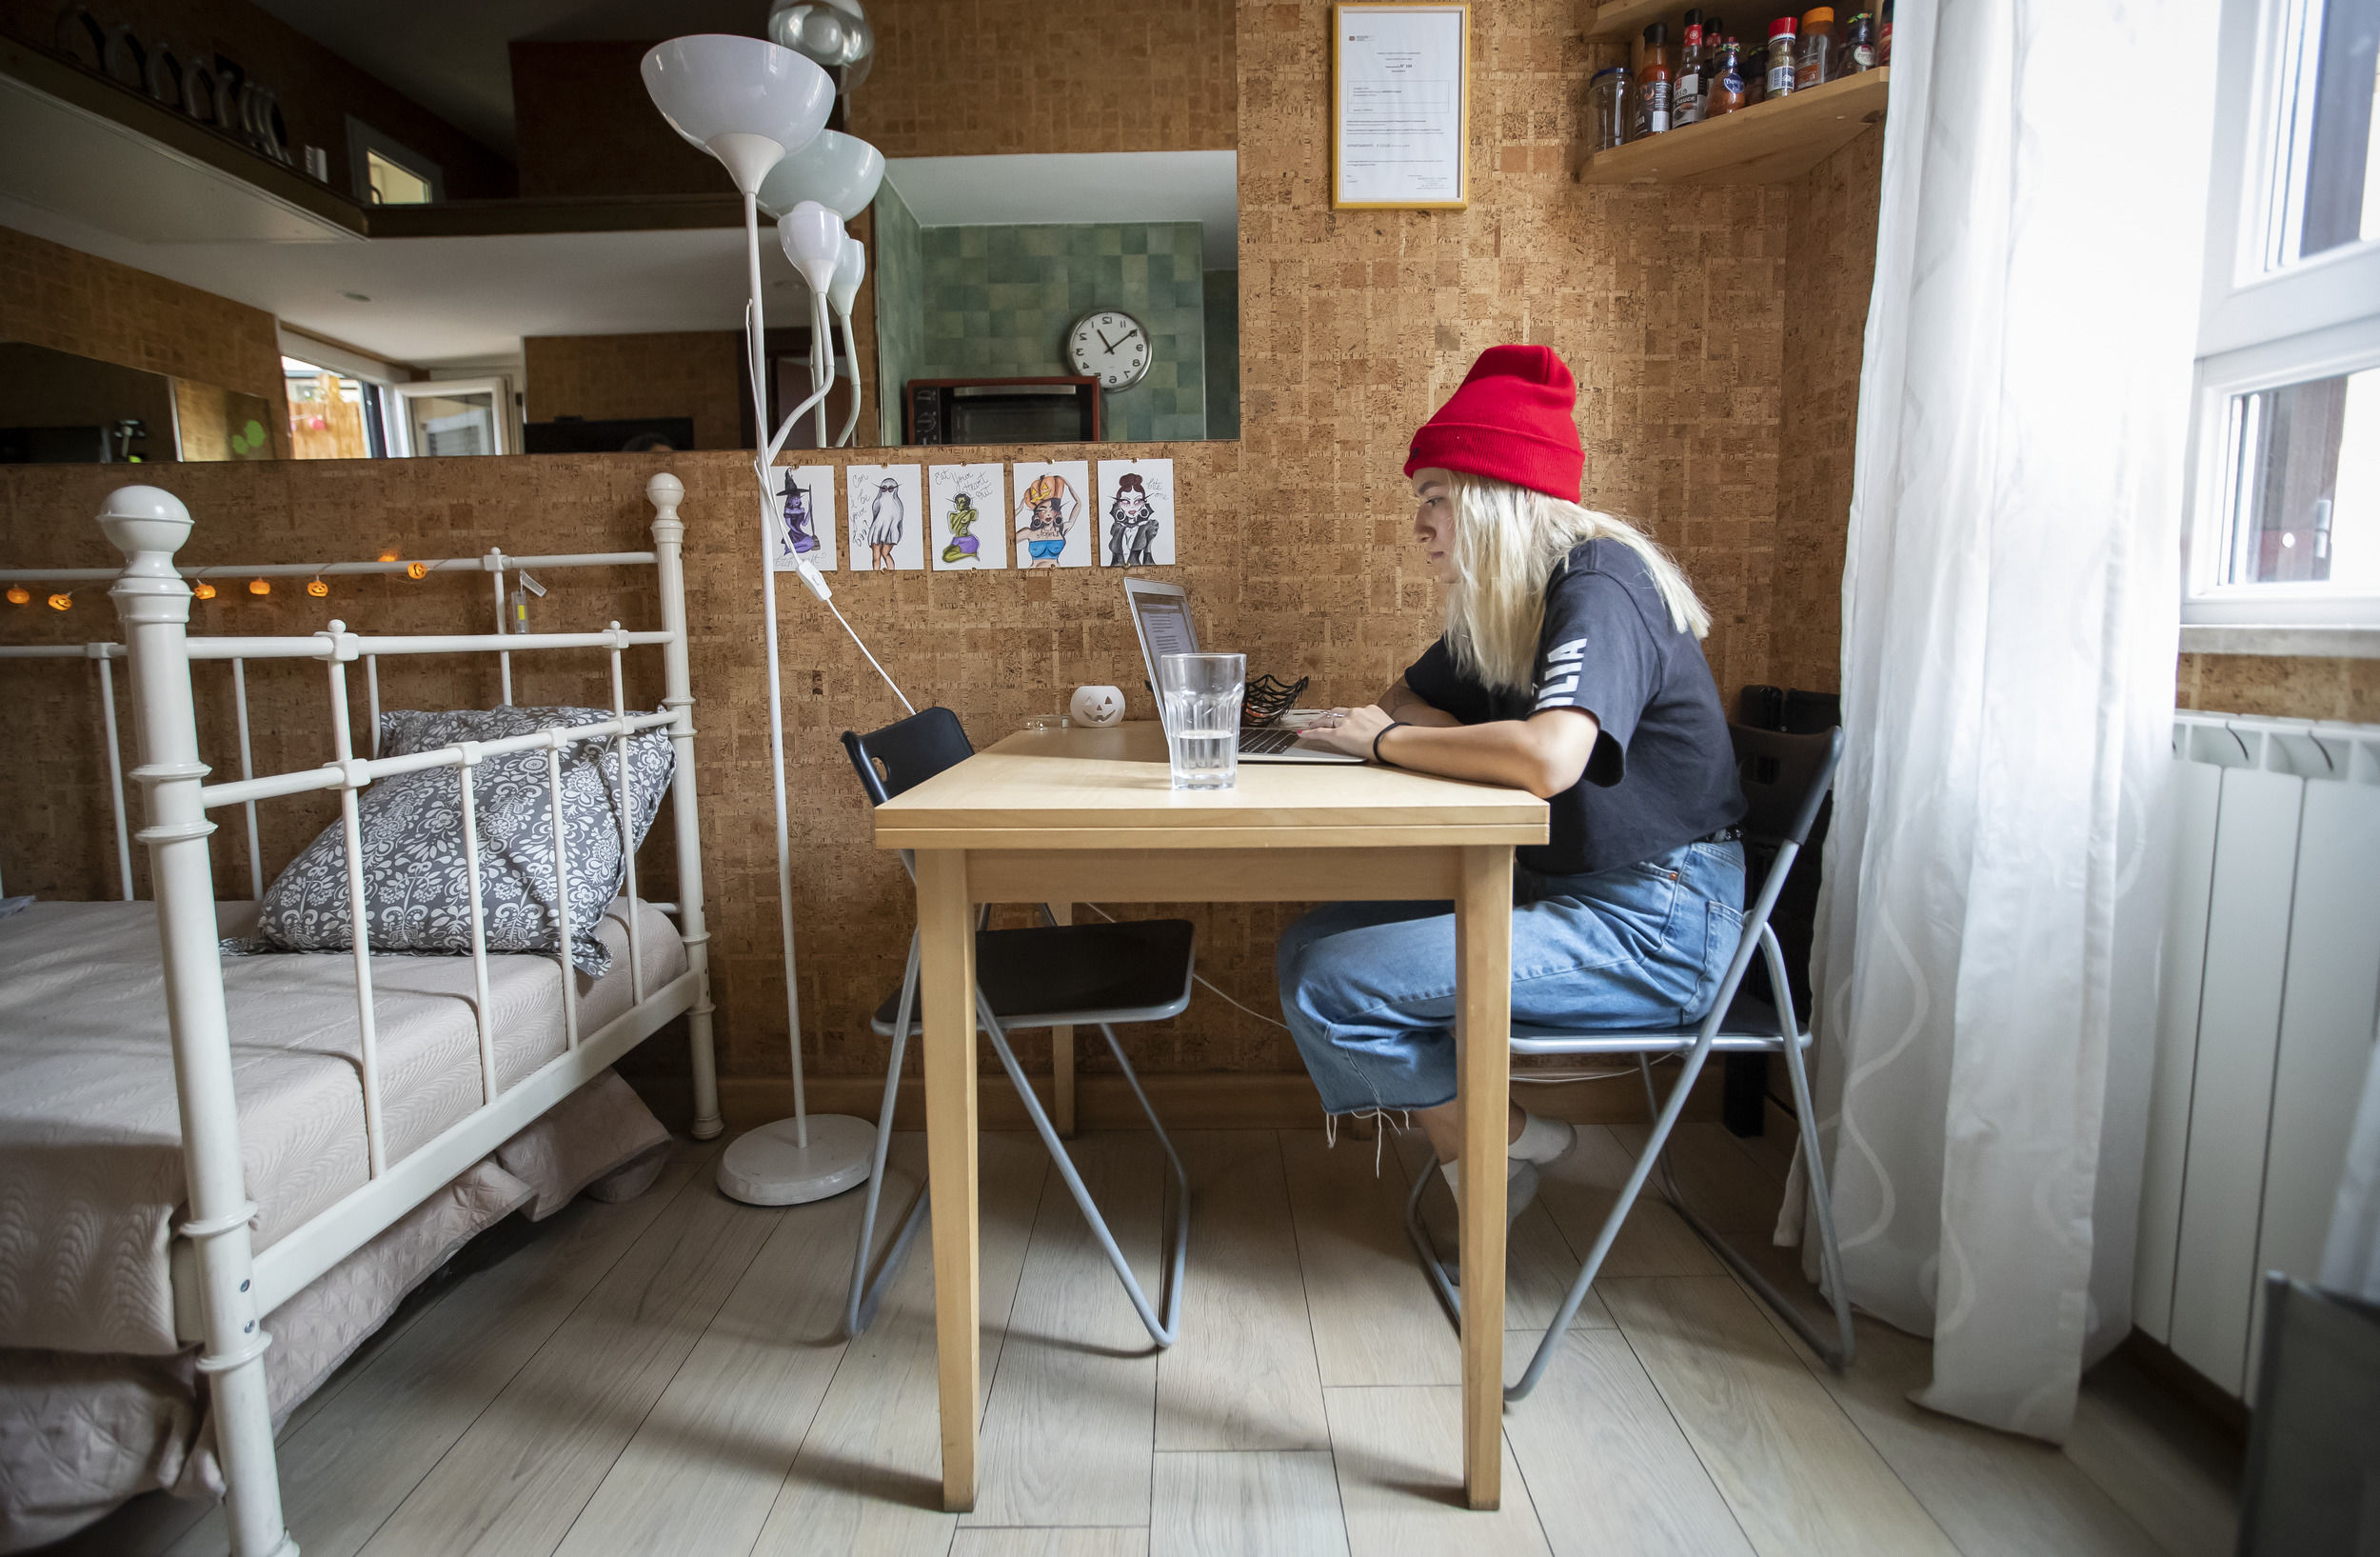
[248,578,271,596]
[47,592,71,612]
[307,578,328,598]
[406,562,427,581]
[4,586,28,606]
[378,549,400,563]
[192,579,216,600]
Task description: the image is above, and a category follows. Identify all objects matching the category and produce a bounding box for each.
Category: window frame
[2184,0,2380,637]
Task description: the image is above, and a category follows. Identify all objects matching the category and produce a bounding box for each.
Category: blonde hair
[1435,469,1711,695]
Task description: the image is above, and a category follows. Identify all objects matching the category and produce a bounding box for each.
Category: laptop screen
[1133,591,1199,665]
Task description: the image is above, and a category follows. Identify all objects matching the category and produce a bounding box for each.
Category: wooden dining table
[871,721,1548,1511]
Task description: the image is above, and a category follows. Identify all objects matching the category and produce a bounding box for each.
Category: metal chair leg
[980,1000,1188,1347]
[845,930,933,1339]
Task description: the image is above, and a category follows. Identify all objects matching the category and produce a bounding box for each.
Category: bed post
[648,472,723,1140]
[102,488,297,1557]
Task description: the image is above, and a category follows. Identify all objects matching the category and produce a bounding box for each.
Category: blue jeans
[1276,840,1747,1115]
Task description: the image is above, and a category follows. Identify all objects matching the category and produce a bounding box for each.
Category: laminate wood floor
[64,1113,2239,1557]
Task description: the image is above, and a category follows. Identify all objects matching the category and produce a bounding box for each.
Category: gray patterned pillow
[254,707,675,976]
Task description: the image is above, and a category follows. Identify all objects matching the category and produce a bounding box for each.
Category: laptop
[1123,578,1363,764]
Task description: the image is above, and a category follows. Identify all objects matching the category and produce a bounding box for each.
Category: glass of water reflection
[1157,651,1245,790]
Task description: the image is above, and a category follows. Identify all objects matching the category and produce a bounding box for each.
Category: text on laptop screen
[1134,594,1199,662]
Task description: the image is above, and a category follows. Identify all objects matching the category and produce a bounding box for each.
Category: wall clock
[1067,309,1152,390]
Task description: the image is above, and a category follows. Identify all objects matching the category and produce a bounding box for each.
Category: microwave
[906,376,1101,445]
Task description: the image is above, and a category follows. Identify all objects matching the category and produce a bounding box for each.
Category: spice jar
[1765,16,1798,99]
[1585,65,1632,152]
[1795,8,1835,89]
[1841,12,1877,71]
[1707,35,1748,116]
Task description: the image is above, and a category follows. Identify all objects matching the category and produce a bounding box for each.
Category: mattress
[0,897,688,1357]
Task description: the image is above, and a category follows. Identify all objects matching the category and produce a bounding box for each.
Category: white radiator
[2134,710,2380,1399]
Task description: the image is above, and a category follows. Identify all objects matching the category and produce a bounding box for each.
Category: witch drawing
[863,475,904,570]
[1107,472,1159,567]
[940,489,982,566]
[778,469,819,557]
[1014,472,1078,569]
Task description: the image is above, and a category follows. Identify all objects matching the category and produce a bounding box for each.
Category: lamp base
[716,1113,876,1206]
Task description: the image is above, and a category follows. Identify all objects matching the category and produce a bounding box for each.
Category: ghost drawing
[863,475,904,570]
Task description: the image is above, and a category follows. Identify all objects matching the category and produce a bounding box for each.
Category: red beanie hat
[1404,345,1584,501]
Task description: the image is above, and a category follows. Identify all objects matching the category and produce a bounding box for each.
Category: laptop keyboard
[1240,726,1301,754]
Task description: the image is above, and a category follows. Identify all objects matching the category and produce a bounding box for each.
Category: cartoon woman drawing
[862,474,904,570]
[779,469,819,557]
[941,489,982,566]
[1108,472,1159,568]
[1014,471,1078,569]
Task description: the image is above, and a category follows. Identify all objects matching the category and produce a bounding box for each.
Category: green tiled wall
[914,221,1208,443]
[1203,269,1240,441]
[871,181,925,446]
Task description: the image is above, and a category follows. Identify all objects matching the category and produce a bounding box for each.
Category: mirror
[0,4,1238,460]
[0,342,278,464]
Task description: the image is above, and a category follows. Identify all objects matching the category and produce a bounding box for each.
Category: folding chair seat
[1407,723,1856,1401]
[839,707,1193,1346]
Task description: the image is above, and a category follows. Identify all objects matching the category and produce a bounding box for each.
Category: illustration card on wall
[928,464,1007,570]
[1010,459,1093,569]
[844,464,924,571]
[768,465,838,571]
[1096,458,1177,567]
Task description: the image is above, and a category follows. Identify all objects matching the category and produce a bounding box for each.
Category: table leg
[1048,902,1075,1137]
[919,848,980,1512]
[1456,844,1513,1509]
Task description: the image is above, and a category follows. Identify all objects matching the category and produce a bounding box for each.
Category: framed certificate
[1331,2,1469,210]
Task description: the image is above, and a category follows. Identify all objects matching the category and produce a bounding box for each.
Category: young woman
[1286,345,1748,1210]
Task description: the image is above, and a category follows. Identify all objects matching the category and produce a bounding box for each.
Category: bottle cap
[1644,21,1666,43]
[1802,6,1834,22]
[1705,14,1725,31]
[1682,7,1701,21]
[1770,15,1797,35]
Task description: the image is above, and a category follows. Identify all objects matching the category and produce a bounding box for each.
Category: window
[2188,0,2380,633]
[365,150,433,206]
[345,117,445,208]
[384,379,513,458]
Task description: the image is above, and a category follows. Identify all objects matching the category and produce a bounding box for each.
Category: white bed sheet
[0,898,686,1356]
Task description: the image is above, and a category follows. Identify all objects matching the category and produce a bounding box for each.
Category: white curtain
[1802,0,2218,1441]
[2321,1038,2380,1302]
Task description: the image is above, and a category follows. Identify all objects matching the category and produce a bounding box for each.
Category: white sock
[1438,1157,1538,1222]
[1508,1111,1577,1165]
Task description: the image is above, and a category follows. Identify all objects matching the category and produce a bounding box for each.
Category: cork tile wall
[2178,652,2380,724]
[849,0,1239,158]
[1769,129,1882,697]
[524,331,746,454]
[0,224,292,457]
[508,40,719,199]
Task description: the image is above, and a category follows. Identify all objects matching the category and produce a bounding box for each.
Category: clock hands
[1096,328,1121,353]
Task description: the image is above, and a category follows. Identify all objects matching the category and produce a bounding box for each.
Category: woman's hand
[1297,704,1395,759]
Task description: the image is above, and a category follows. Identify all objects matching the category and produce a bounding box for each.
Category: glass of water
[1157,651,1244,790]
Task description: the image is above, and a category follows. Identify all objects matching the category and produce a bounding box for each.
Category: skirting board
[713,1067,1722,1134]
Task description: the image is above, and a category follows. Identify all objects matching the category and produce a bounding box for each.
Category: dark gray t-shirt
[1403,539,1745,878]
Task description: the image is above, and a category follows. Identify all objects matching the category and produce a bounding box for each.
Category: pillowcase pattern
[255,706,674,977]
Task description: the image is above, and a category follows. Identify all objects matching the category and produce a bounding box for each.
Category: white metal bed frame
[0,472,720,1557]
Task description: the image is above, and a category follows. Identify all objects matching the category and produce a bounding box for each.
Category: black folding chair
[1408,723,1856,1399]
[840,707,1195,1346]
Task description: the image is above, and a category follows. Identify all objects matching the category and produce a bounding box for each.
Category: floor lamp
[641,34,879,1205]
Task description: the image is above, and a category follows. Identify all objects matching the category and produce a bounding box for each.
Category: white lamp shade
[767,0,875,70]
[641,35,834,193]
[778,201,848,292]
[756,130,885,222]
[829,236,867,314]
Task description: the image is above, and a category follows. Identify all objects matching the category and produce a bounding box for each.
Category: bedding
[256,706,674,976]
[0,1074,671,1552]
[0,896,687,1358]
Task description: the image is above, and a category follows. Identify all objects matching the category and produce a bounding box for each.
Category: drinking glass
[1157,651,1244,790]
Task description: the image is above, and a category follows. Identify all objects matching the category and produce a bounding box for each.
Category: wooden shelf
[1576,67,1888,186]
[1575,0,1673,39]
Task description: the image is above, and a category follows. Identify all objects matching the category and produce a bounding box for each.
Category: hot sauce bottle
[1707,34,1748,116]
[1637,22,1674,137]
[1674,9,1706,127]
